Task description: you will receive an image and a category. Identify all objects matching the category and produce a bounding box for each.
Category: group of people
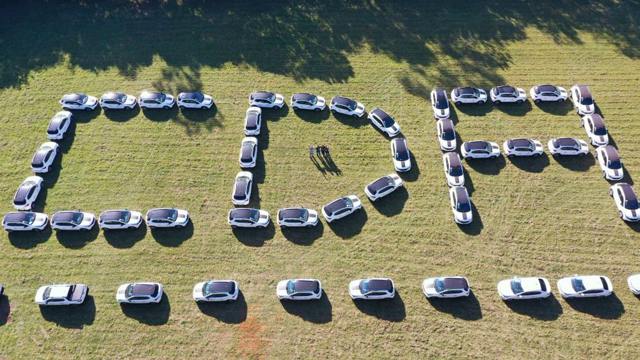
[309,144,330,159]
[309,144,341,176]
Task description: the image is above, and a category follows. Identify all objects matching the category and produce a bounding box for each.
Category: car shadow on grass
[552,153,595,172]
[465,155,506,175]
[197,291,247,324]
[456,203,483,236]
[507,153,550,173]
[70,107,101,123]
[142,106,179,122]
[503,295,563,321]
[55,225,99,249]
[0,294,10,326]
[327,208,368,239]
[39,295,96,329]
[294,108,330,123]
[8,227,51,249]
[398,154,421,182]
[493,100,532,117]
[232,222,276,247]
[332,111,369,128]
[150,221,194,247]
[352,292,405,322]
[564,294,624,319]
[57,120,76,154]
[41,152,63,188]
[104,106,140,122]
[120,293,170,325]
[261,103,289,122]
[534,100,573,115]
[179,105,218,122]
[453,101,492,117]
[281,222,324,246]
[280,291,332,324]
[370,187,408,217]
[427,292,482,320]
[104,225,147,249]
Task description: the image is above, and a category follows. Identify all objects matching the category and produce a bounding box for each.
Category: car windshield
[571,278,585,292]
[510,280,524,295]
[434,91,448,109]
[434,279,447,293]
[608,158,622,169]
[373,110,395,127]
[393,140,409,161]
[449,164,463,177]
[360,279,391,294]
[593,124,607,136]
[441,128,455,141]
[581,96,593,105]
[103,211,130,223]
[455,188,471,212]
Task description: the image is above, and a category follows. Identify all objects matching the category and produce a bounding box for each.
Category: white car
[529,84,568,103]
[51,211,96,231]
[368,108,401,137]
[232,171,253,206]
[436,118,456,151]
[227,208,270,228]
[99,92,137,110]
[291,93,326,111]
[243,107,262,136]
[451,87,487,105]
[138,90,175,109]
[390,137,411,172]
[47,111,72,140]
[422,276,470,298]
[449,186,472,225]
[570,84,595,115]
[461,140,500,159]
[116,282,163,304]
[249,91,284,109]
[497,277,551,300]
[322,195,362,222]
[13,176,43,211]
[581,114,609,146]
[430,88,450,119]
[177,91,214,109]
[330,96,365,117]
[596,145,623,181]
[277,279,322,300]
[502,138,544,157]
[146,208,190,228]
[98,209,143,230]
[59,93,98,111]
[2,211,48,232]
[610,183,640,222]
[349,278,395,300]
[193,280,239,302]
[442,152,464,187]
[547,137,589,156]
[35,284,88,306]
[627,274,640,295]
[364,174,403,201]
[277,207,319,228]
[557,275,613,299]
[239,137,258,169]
[490,85,527,104]
[31,142,59,173]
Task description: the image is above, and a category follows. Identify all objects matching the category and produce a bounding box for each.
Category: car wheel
[516,99,524,104]
[164,106,170,109]
[200,105,206,109]
[478,100,486,105]
[619,211,624,219]
[179,106,185,110]
[314,108,321,112]
[455,101,462,106]
[231,225,237,229]
[534,99,541,104]
[493,100,500,104]
[608,188,613,197]
[602,171,607,179]
[558,98,564,102]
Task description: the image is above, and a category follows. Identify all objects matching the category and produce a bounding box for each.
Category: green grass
[2,1,640,359]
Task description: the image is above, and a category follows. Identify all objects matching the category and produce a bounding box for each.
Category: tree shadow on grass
[104,225,147,249]
[352,292,406,322]
[370,187,408,217]
[232,222,276,247]
[534,99,573,115]
[150,221,194,247]
[507,153,550,173]
[120,293,170,325]
[39,295,96,329]
[8,227,51,249]
[295,108,330,123]
[104,106,140,122]
[564,294,624,319]
[197,291,247,324]
[0,294,10,326]
[281,222,324,246]
[552,153,595,172]
[280,291,332,324]
[427,292,482,320]
[503,295,563,321]
[327,208,368,239]
[55,225,99,249]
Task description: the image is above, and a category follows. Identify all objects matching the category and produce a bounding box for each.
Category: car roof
[324,197,350,214]
[14,185,33,202]
[370,108,392,121]
[240,142,255,160]
[367,176,394,193]
[577,85,592,98]
[554,138,579,148]
[589,114,606,129]
[439,118,454,132]
[32,149,51,164]
[140,91,162,100]
[456,87,477,95]
[392,137,408,153]
[496,85,516,94]
[517,277,543,292]
[292,93,316,102]
[205,280,235,294]
[130,283,158,296]
[620,183,638,201]
[442,277,469,290]
[229,208,258,218]
[465,140,489,150]
[332,96,356,106]
[147,208,176,220]
[292,279,320,293]
[178,91,203,100]
[278,208,307,220]
[536,85,557,93]
[508,138,534,149]
[3,212,32,223]
[62,93,86,102]
[100,210,129,221]
[52,211,82,222]
[102,92,126,101]
[364,279,393,291]
[48,115,66,130]
[245,112,260,127]
[579,276,605,290]
[602,145,619,161]
[453,187,469,203]
[234,178,250,197]
[48,285,72,299]
[251,91,274,100]
[445,152,462,167]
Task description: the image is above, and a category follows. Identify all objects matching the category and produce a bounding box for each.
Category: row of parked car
[16,273,640,307]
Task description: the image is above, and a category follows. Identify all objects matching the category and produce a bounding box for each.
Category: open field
[2,1,640,358]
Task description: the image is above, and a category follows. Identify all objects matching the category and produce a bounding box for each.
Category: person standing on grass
[309,144,315,159]
[316,144,323,157]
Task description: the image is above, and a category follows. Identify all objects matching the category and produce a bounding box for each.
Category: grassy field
[2,1,640,359]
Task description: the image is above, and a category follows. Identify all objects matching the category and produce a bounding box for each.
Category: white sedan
[228,208,270,228]
[349,278,395,300]
[47,111,72,140]
[232,171,253,206]
[2,211,48,232]
[244,107,262,136]
[146,208,190,228]
[51,211,96,231]
[177,91,214,109]
[451,87,487,105]
[368,108,401,137]
[557,275,613,298]
[31,142,59,173]
[239,137,258,169]
[497,277,551,300]
[627,274,640,295]
[422,276,470,298]
[610,183,640,222]
[60,93,98,110]
[364,173,403,201]
[193,280,239,302]
[443,152,465,187]
[502,138,544,157]
[390,137,411,172]
[461,140,500,159]
[430,88,450,119]
[490,85,527,104]
[330,96,365,117]
[276,207,319,228]
[98,209,143,230]
[116,282,163,304]
[547,137,589,156]
[277,279,322,300]
[291,93,326,111]
[99,92,137,110]
[436,118,456,151]
[322,195,362,222]
[13,176,43,211]
[138,90,175,109]
[35,284,88,306]
[449,186,472,225]
[249,91,285,109]
[570,84,595,115]
[529,84,568,103]
[596,145,623,181]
